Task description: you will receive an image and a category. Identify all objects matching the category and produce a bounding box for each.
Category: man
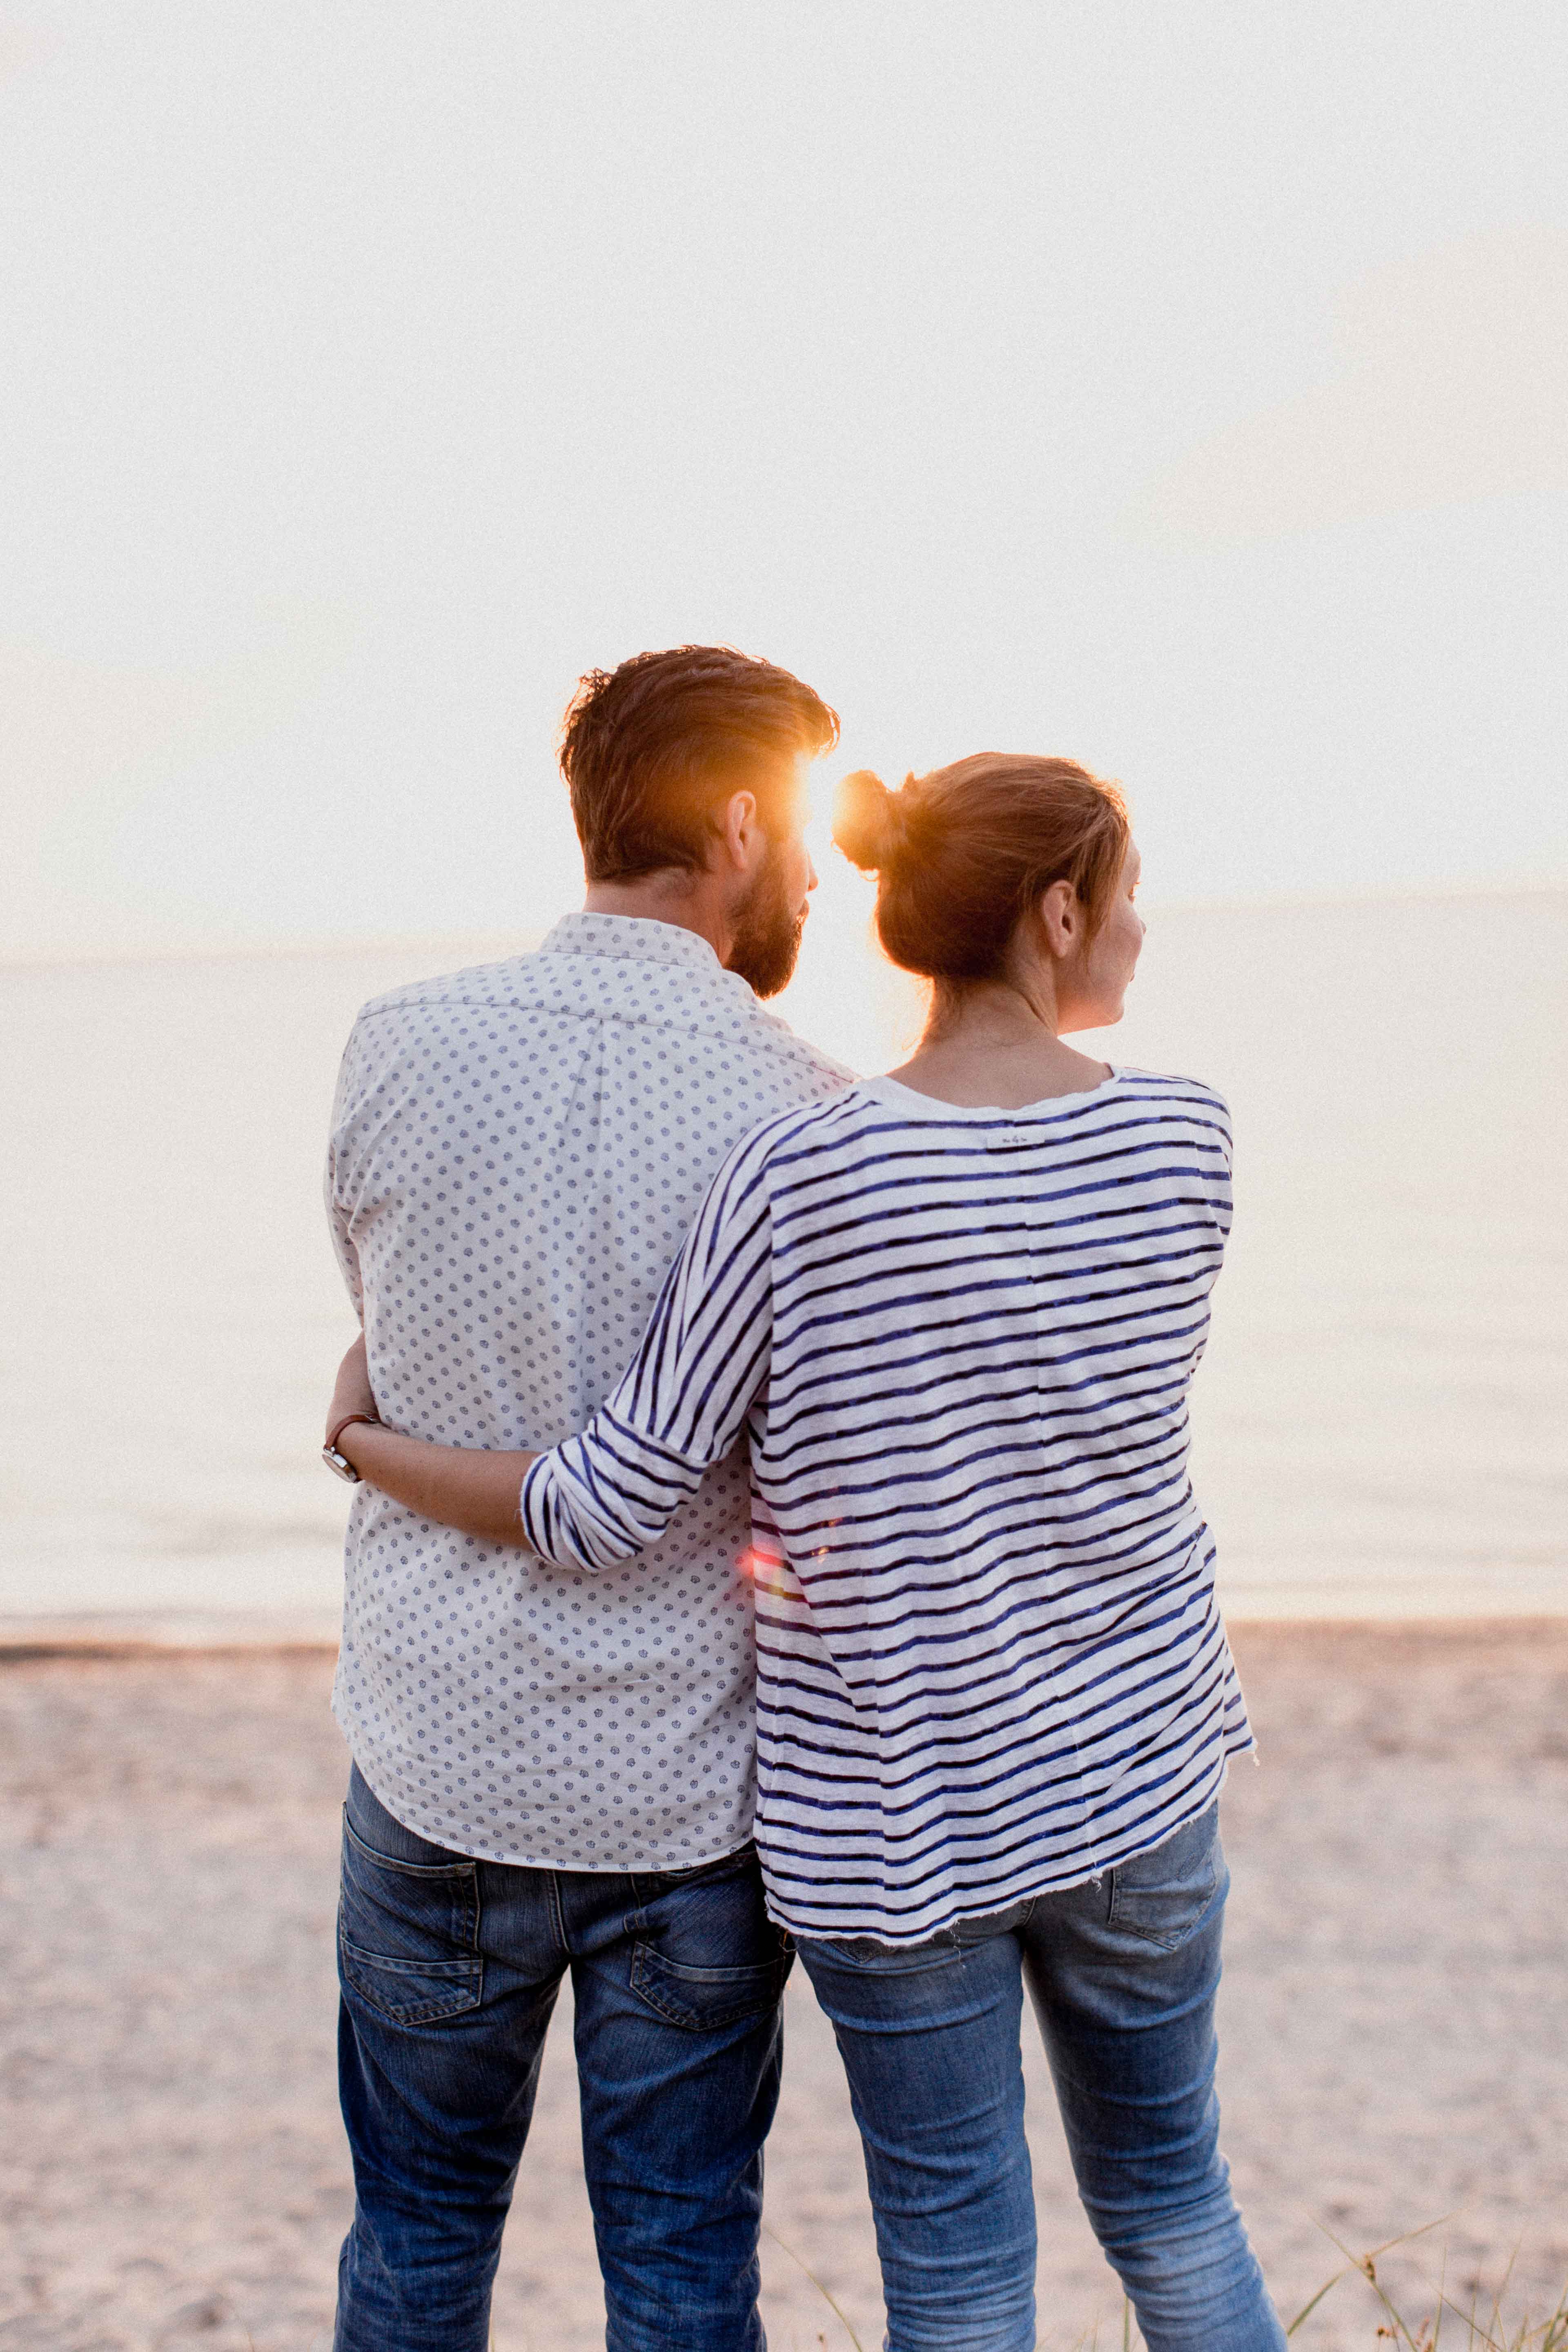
[323,646,851,2352]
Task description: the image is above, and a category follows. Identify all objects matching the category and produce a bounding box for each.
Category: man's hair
[559,645,840,883]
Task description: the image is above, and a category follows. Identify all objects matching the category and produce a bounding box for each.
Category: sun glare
[776,797,927,1077]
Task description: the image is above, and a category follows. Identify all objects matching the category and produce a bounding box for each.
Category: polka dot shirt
[325,912,853,1869]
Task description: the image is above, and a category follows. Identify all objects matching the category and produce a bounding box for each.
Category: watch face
[322,1444,361,1484]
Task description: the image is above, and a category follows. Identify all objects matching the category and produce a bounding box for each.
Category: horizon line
[4,873,1564,976]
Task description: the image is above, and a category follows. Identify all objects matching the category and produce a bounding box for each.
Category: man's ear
[713,789,761,876]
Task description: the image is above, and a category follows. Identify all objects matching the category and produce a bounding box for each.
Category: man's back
[326,910,849,1869]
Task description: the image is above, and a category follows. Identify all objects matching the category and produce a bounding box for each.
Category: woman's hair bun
[833,769,910,873]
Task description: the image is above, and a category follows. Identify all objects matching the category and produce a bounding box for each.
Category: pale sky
[2,1,1565,960]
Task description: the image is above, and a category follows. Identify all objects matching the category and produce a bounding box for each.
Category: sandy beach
[2,1620,1565,2351]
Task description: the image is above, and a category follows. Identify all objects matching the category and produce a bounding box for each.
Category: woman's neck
[886,980,1111,1110]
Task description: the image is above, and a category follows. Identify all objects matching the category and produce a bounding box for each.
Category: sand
[2,1621,1566,2352]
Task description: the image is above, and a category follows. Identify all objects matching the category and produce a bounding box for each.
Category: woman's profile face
[1062,838,1145,1031]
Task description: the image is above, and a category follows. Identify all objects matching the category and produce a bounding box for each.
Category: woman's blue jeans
[333,1765,793,2352]
[795,1804,1285,2352]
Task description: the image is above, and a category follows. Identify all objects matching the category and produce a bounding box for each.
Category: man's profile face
[726,759,815,999]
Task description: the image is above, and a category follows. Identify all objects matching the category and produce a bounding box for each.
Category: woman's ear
[1037,879,1080,961]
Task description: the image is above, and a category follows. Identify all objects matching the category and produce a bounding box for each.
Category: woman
[326,753,1285,2352]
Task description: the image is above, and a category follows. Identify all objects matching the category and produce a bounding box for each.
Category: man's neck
[581,874,731,967]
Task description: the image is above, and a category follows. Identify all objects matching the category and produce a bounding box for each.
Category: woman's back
[732,1067,1251,1942]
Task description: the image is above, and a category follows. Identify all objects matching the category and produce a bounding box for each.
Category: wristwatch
[323,1412,380,1483]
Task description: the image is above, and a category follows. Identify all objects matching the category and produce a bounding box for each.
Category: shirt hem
[765,1732,1252,1946]
[341,1722,757,1875]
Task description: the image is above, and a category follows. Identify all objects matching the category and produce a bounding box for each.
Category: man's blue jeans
[796,1804,1285,2352]
[333,1765,792,2352]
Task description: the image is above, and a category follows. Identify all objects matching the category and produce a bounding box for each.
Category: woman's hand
[325,1330,539,1547]
[324,1339,540,1550]
[328,1331,378,1441]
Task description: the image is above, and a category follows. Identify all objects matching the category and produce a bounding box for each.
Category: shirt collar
[539,911,727,977]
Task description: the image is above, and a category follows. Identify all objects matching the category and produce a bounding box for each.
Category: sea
[2,887,1563,1637]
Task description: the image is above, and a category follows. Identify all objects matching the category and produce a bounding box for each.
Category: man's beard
[727,847,806,999]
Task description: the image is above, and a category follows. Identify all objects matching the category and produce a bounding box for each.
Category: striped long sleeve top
[520,1067,1255,1943]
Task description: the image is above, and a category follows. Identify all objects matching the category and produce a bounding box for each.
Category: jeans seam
[545,1868,570,1961]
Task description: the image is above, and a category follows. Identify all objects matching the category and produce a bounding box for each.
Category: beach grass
[1281,2223,1568,2351]
[760,2219,1568,2352]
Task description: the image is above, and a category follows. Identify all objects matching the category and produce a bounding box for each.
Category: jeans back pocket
[338,1813,484,2025]
[1106,1804,1226,1953]
[628,1942,791,2032]
[625,1849,792,2032]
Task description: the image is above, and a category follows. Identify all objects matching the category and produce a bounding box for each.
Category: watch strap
[327,1409,381,1454]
